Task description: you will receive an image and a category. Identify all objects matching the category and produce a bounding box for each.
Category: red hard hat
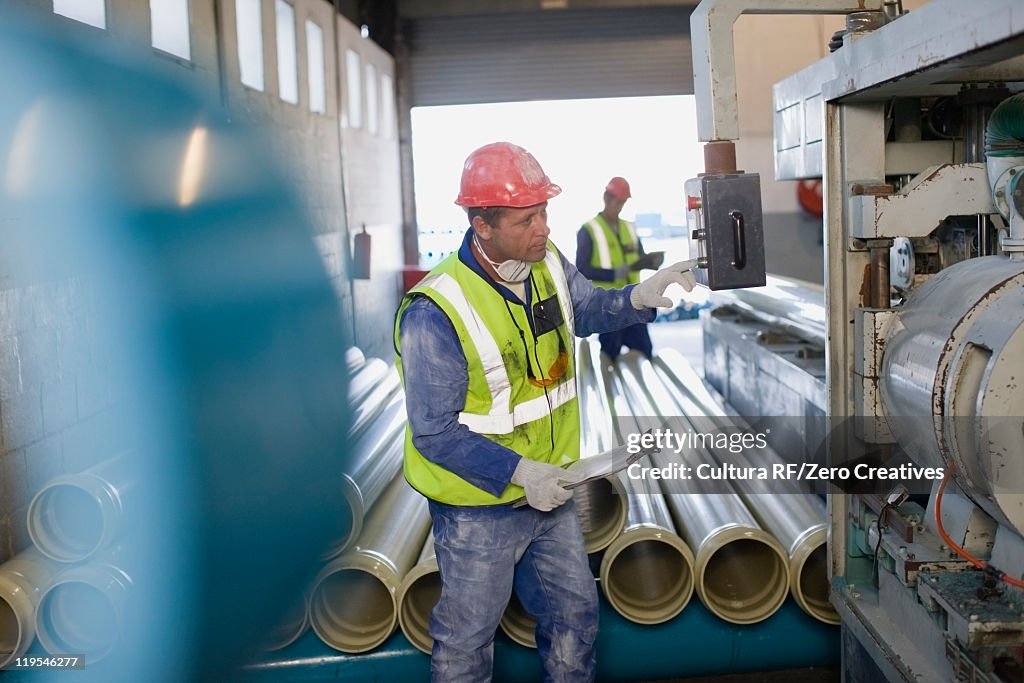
[454,142,562,208]
[605,177,631,200]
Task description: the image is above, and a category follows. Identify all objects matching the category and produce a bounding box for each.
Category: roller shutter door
[403,6,694,107]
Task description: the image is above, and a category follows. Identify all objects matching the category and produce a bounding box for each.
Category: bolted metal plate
[689,173,766,290]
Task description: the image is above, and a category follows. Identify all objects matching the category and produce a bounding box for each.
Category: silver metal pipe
[597,358,696,626]
[618,354,790,625]
[264,593,310,652]
[348,364,401,440]
[327,393,407,558]
[0,549,62,668]
[309,472,431,653]
[650,351,836,624]
[27,455,134,563]
[347,357,389,408]
[35,558,131,664]
[574,339,628,554]
[396,534,439,655]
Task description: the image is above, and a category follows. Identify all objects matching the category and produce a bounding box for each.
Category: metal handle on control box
[730,210,746,269]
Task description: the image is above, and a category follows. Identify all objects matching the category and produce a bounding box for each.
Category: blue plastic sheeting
[236,597,838,682]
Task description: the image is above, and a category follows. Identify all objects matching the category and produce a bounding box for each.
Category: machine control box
[685,173,766,290]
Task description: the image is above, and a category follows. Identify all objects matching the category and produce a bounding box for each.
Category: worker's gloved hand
[511,459,583,512]
[630,259,697,309]
[613,264,630,281]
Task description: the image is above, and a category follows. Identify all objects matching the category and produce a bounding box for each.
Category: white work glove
[629,259,697,310]
[511,459,583,512]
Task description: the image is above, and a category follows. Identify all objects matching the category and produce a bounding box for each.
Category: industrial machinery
[690,0,1024,680]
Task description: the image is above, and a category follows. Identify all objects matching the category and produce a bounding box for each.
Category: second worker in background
[576,177,664,363]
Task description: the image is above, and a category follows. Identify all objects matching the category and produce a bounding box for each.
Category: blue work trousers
[598,322,652,361]
[427,498,598,683]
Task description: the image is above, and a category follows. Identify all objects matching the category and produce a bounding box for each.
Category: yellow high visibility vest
[394,243,580,505]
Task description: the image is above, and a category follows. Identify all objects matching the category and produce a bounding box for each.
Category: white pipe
[0,549,62,668]
[27,455,133,563]
[35,559,131,664]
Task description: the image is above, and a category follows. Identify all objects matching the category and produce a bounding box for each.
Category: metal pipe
[649,352,837,624]
[27,455,133,563]
[396,534,439,655]
[618,354,790,625]
[0,549,62,668]
[34,558,131,663]
[326,393,407,558]
[574,339,628,554]
[348,364,401,439]
[309,472,431,653]
[347,357,389,408]
[345,346,366,374]
[264,594,310,651]
[499,591,539,649]
[598,359,696,626]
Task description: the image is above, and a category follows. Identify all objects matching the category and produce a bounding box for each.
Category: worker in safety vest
[394,142,696,682]
[576,177,662,362]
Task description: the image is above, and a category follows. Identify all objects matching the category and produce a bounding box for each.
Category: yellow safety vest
[583,215,641,288]
[394,243,580,505]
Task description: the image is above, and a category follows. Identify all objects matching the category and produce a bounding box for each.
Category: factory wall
[0,0,401,562]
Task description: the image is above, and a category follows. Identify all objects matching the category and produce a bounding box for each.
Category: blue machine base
[237,597,838,682]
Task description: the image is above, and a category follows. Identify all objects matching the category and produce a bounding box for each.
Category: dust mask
[473,234,532,282]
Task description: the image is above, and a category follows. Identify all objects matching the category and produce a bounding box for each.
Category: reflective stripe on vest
[587,218,612,269]
[416,271,513,424]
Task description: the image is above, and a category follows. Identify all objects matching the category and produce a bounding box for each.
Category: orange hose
[934,464,1024,589]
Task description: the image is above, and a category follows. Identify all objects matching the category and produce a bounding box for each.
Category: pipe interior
[35,486,104,558]
[311,570,393,650]
[0,598,22,662]
[704,539,787,622]
[500,592,537,648]
[798,544,836,619]
[400,572,441,652]
[38,582,117,658]
[574,479,620,537]
[606,539,691,615]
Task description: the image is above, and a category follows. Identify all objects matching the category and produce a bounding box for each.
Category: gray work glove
[613,264,630,281]
[629,259,698,310]
[511,459,583,512]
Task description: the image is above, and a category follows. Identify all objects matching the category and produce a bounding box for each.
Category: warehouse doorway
[409,95,702,271]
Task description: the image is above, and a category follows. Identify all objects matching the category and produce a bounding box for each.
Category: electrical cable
[871,503,893,589]
[934,464,1024,589]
